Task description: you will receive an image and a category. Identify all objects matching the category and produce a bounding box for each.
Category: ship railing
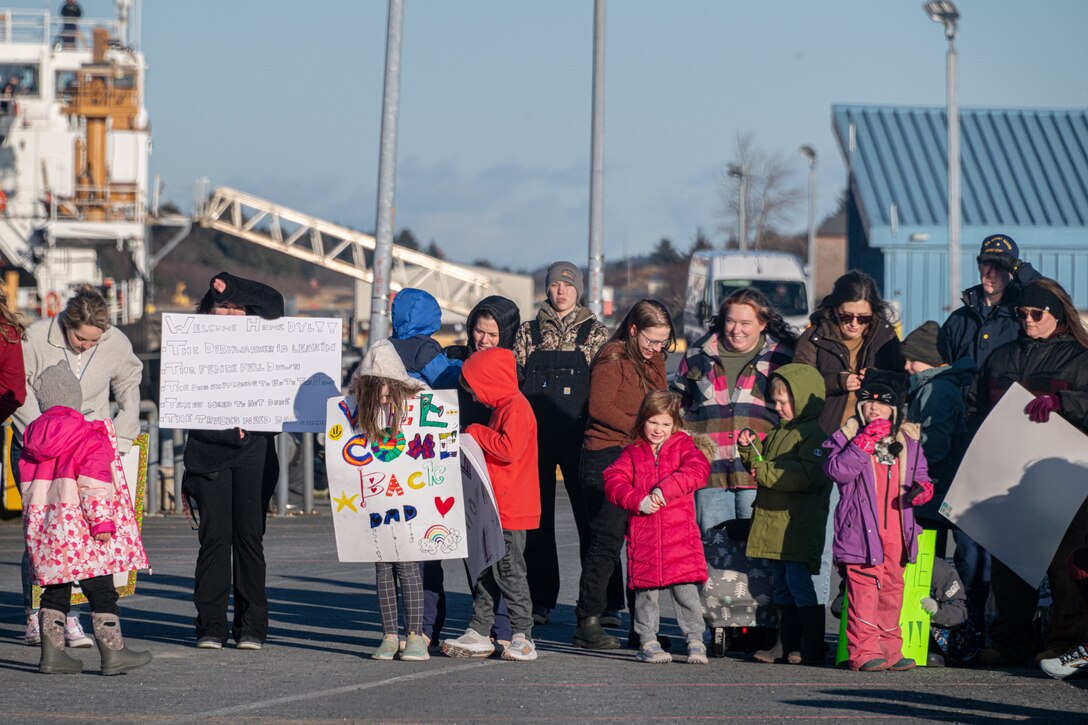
[60,185,146,224]
[0,11,122,48]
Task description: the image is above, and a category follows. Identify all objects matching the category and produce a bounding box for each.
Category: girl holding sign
[347,340,430,661]
[183,273,283,651]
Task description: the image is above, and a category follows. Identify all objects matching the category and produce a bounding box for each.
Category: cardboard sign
[159,313,342,432]
[941,383,1088,586]
[325,391,468,563]
[459,433,504,583]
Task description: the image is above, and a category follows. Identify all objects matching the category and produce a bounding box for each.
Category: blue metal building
[832,105,1088,333]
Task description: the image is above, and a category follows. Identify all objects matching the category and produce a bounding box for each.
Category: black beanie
[1018,282,1066,322]
[901,321,945,368]
[857,368,908,410]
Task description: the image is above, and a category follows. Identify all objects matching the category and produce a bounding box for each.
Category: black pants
[183,436,278,644]
[525,429,590,610]
[575,446,629,620]
[41,574,118,616]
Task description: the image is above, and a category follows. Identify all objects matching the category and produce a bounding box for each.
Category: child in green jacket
[738,363,832,666]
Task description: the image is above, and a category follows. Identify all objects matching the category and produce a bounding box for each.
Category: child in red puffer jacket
[604,390,711,665]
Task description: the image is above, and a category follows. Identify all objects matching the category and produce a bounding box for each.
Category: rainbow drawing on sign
[424,524,451,544]
[419,524,462,555]
[370,428,406,462]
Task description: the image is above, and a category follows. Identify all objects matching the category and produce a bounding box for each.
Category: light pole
[925,0,960,313]
[587,0,606,317]
[799,145,817,298]
[727,164,748,250]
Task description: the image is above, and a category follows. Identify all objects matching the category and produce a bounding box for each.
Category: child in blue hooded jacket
[389,289,462,389]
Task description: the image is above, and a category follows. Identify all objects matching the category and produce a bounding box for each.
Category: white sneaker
[65,616,93,648]
[24,611,40,646]
[502,633,538,661]
[1040,644,1088,679]
[442,628,495,658]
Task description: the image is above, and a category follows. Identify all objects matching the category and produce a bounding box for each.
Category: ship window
[0,64,40,97]
[56,70,79,100]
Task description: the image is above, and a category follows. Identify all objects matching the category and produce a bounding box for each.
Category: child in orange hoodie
[442,347,542,661]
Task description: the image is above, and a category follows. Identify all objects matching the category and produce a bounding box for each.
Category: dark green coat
[741,363,832,573]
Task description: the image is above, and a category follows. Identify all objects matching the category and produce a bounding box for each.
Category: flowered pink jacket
[19,407,148,586]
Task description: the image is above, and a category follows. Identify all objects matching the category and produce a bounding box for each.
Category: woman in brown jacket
[574,299,672,650]
[794,271,902,435]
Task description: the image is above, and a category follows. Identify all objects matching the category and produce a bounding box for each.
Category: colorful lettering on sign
[407,433,436,460]
[418,393,448,428]
[439,431,458,459]
[385,474,405,497]
[338,399,358,428]
[369,505,418,528]
[370,428,406,462]
[359,471,386,508]
[343,434,373,466]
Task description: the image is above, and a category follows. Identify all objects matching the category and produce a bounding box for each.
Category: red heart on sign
[435,497,455,517]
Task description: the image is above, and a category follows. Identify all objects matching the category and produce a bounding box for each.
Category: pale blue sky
[38,1,1088,269]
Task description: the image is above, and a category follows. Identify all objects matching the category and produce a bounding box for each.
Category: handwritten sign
[325,391,468,563]
[158,313,342,432]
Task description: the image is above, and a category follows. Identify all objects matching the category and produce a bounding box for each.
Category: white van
[683,251,811,343]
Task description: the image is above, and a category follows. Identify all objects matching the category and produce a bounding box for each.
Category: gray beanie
[33,361,82,413]
[545,261,584,300]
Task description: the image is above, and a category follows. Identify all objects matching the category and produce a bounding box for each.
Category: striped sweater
[671,332,794,489]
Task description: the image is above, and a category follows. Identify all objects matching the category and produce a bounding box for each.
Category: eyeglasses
[1016,307,1049,322]
[837,312,873,325]
[638,330,670,350]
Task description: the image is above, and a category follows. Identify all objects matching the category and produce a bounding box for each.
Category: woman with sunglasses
[573,299,672,650]
[672,288,795,532]
[972,278,1088,667]
[794,270,902,436]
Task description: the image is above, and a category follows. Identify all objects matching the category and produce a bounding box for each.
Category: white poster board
[459,434,505,583]
[158,313,342,432]
[325,391,468,563]
[941,383,1088,585]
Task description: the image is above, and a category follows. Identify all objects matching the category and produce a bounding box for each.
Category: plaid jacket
[671,332,794,489]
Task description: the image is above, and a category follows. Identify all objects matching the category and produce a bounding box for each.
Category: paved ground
[1,494,1086,724]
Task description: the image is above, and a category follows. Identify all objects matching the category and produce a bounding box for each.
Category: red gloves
[852,418,892,455]
[910,480,934,507]
[863,418,893,439]
[1026,394,1061,423]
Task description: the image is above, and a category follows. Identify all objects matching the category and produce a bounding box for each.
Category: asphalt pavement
[1,492,1085,724]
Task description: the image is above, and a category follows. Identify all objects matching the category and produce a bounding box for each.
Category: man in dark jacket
[942,234,1040,369]
[940,234,1039,638]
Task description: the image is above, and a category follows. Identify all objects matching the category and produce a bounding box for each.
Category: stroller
[700,517,777,655]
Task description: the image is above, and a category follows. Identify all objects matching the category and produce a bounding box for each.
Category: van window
[715,280,807,317]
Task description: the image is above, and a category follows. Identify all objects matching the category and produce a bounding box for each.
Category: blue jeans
[771,560,818,607]
[695,487,756,533]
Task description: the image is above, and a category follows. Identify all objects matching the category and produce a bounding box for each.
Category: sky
[31,0,1088,271]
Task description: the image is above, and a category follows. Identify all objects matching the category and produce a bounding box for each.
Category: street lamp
[924,0,961,313]
[727,163,748,251]
[799,145,817,299]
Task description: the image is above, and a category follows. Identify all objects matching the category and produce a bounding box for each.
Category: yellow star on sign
[333,491,359,513]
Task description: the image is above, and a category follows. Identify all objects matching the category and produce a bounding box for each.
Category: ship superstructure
[0,1,148,321]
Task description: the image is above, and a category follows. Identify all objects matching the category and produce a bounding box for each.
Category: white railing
[0,10,122,48]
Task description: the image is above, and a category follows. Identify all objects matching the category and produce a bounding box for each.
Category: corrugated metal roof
[832,105,1088,245]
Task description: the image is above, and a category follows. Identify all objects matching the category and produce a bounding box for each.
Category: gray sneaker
[1041,645,1088,679]
[442,628,495,658]
[686,641,709,665]
[400,634,430,661]
[636,639,671,664]
[502,633,538,661]
[372,634,400,660]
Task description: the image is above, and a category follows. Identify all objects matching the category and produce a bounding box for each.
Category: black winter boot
[574,616,620,650]
[779,604,802,664]
[93,613,152,676]
[38,609,82,674]
[798,605,827,666]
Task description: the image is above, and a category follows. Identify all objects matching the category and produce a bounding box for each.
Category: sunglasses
[1016,307,1050,322]
[837,312,873,325]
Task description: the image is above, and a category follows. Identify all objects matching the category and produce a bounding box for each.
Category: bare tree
[717,132,806,251]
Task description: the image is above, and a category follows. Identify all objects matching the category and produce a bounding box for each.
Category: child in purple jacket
[823,369,933,672]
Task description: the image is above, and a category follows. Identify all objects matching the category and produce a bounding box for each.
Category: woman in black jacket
[183,272,284,650]
[973,278,1088,666]
[793,270,902,435]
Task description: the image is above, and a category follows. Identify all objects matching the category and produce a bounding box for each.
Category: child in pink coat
[20,361,150,675]
[604,390,711,664]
